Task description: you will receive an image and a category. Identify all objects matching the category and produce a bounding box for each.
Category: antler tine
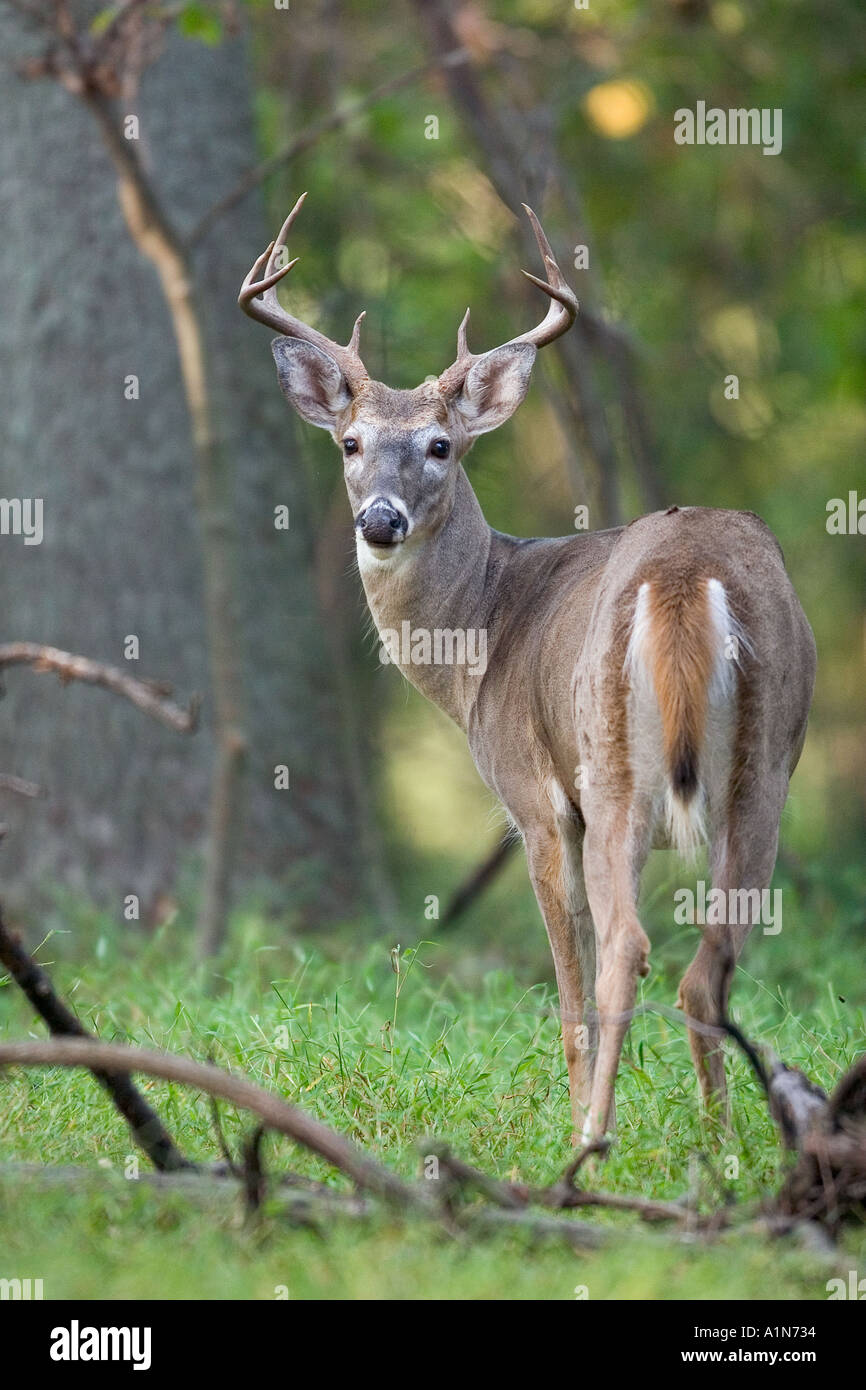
[435,308,474,397]
[239,245,299,304]
[438,206,578,395]
[514,203,578,349]
[522,203,557,273]
[264,192,308,280]
[238,193,369,391]
[517,259,578,347]
[347,311,367,355]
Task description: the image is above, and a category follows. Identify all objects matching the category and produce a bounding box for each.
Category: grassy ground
[1,851,864,1300]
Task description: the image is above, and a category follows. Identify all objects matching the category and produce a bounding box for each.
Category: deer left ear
[453,342,537,437]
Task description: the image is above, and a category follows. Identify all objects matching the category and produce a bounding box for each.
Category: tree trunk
[0,19,373,930]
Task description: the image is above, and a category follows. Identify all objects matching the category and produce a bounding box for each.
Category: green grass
[1,862,865,1300]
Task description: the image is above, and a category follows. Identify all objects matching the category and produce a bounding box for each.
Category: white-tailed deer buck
[240,194,816,1140]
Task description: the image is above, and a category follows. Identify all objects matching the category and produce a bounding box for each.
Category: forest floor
[1,857,864,1301]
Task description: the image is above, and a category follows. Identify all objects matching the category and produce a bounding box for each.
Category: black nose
[356,498,408,546]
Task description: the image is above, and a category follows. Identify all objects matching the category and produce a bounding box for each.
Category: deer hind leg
[580,803,652,1140]
[677,769,789,1116]
[524,803,596,1141]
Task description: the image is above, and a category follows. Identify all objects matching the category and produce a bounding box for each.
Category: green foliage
[3,0,863,1302]
[245,0,866,875]
[89,7,118,36]
[1,900,864,1298]
[177,2,222,45]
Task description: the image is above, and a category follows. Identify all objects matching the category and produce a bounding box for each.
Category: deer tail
[625,575,743,858]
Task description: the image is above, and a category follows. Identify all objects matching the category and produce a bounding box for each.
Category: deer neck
[356,466,493,728]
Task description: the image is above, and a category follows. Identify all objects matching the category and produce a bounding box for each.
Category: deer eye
[343,437,359,455]
[430,438,451,459]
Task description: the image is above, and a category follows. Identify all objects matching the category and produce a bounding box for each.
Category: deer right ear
[271,338,353,430]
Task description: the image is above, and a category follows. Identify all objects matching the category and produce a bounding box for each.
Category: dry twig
[0,643,199,733]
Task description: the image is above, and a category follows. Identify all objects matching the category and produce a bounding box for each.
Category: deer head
[239,194,577,562]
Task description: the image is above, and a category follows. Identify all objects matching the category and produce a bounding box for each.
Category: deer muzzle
[355,498,409,547]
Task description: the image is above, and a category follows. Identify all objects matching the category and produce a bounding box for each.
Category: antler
[238,192,369,393]
[437,204,578,397]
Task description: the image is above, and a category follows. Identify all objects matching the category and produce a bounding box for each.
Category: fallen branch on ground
[722,1018,866,1232]
[427,1135,713,1229]
[0,1036,609,1248]
[777,1057,866,1231]
[0,1037,423,1209]
[0,1162,371,1229]
[2,894,864,1249]
[0,907,190,1172]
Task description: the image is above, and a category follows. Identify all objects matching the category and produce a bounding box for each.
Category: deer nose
[355,498,408,546]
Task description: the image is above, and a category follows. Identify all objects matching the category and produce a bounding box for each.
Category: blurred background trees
[0,0,863,967]
[0,0,392,945]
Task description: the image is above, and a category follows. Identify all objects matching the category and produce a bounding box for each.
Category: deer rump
[624,574,749,858]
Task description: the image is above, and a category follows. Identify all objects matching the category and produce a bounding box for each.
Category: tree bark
[0,17,371,932]
[78,91,250,955]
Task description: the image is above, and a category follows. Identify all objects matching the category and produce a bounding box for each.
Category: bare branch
[439,834,517,928]
[543,1182,692,1224]
[422,1138,528,1210]
[721,1016,827,1150]
[11,0,172,99]
[0,643,199,733]
[0,1160,606,1246]
[0,1037,422,1208]
[550,1136,610,1195]
[0,772,42,798]
[188,47,470,245]
[207,1090,241,1177]
[0,906,191,1172]
[241,1124,267,1214]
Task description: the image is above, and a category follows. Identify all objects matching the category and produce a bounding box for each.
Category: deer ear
[271,337,353,430]
[454,342,537,437]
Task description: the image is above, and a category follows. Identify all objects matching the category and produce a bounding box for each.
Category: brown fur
[255,247,815,1142]
[644,572,716,799]
[355,497,814,1140]
[248,203,817,1142]
[596,576,642,806]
